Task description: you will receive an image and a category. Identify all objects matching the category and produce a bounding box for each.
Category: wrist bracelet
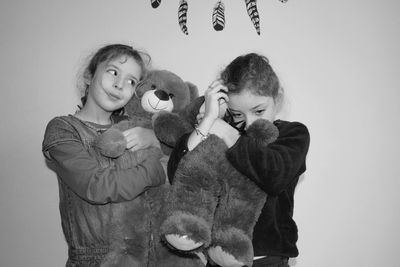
[194,124,210,141]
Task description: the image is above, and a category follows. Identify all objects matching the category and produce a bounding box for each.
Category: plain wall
[1,0,399,266]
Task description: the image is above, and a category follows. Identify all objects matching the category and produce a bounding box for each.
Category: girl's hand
[123,127,160,151]
[209,118,240,148]
[203,80,228,122]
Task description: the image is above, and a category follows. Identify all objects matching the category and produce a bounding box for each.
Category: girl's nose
[114,77,123,89]
[244,116,256,130]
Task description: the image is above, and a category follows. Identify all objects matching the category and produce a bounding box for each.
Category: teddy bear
[92,69,206,267]
[94,69,199,159]
[153,97,279,267]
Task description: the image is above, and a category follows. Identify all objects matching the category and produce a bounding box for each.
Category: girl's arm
[168,81,237,181]
[226,121,310,196]
[43,118,165,204]
[46,142,165,204]
[167,118,239,183]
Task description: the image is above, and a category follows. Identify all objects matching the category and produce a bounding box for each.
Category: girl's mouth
[107,92,121,101]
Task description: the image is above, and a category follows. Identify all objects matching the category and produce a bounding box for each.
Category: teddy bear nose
[154,90,170,101]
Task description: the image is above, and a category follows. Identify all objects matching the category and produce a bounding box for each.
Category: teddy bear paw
[164,234,203,251]
[94,128,127,158]
[161,211,212,251]
[208,246,246,267]
[209,228,253,266]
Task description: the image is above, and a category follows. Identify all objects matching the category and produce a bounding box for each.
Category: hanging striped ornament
[150,0,161,8]
[212,1,225,31]
[178,0,189,35]
[244,0,260,35]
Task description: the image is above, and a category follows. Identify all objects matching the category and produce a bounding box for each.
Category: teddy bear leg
[208,161,267,267]
[160,135,226,252]
[161,164,218,251]
[147,185,207,267]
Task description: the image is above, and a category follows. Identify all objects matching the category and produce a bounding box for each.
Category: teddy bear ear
[185,81,199,101]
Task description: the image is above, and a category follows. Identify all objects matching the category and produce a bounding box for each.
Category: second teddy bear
[154,98,279,267]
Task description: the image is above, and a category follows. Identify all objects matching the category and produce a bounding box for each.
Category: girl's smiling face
[88,55,142,113]
[228,89,278,130]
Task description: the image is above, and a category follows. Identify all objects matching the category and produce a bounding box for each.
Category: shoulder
[273,120,310,153]
[45,115,75,128]
[43,115,81,152]
[274,120,309,136]
[44,115,81,136]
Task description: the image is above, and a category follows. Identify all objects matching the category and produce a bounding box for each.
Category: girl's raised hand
[203,80,228,122]
[123,127,160,152]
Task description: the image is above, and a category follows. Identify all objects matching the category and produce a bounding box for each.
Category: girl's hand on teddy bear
[210,119,240,148]
[123,127,160,152]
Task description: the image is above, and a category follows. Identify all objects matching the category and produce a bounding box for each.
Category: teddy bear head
[124,69,199,128]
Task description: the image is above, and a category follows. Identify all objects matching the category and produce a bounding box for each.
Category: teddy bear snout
[154,89,170,101]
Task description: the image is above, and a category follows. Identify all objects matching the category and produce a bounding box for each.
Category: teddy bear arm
[246,119,279,146]
[153,112,194,149]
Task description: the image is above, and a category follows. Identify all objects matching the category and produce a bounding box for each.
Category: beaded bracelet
[194,124,210,141]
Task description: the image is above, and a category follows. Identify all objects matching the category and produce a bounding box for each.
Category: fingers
[122,127,157,151]
[122,128,140,150]
[206,80,228,102]
[206,80,228,94]
[202,80,229,121]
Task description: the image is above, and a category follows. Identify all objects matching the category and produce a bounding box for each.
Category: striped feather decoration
[212,1,225,31]
[244,0,260,35]
[150,0,161,8]
[178,0,189,35]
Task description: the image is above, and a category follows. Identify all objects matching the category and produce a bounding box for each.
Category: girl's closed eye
[255,109,265,116]
[231,111,242,118]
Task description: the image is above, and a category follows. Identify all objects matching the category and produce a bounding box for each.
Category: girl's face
[228,89,278,130]
[87,56,142,113]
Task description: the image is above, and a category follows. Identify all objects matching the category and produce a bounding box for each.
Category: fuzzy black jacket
[168,120,310,258]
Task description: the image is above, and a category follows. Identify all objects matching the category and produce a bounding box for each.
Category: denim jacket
[42,115,166,267]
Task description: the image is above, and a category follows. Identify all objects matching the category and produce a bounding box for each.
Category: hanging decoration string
[148,0,288,35]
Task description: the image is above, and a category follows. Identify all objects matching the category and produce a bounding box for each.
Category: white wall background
[1,0,399,266]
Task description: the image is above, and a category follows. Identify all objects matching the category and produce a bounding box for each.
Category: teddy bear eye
[169,93,174,98]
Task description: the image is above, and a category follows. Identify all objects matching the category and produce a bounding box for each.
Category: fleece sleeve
[226,121,310,196]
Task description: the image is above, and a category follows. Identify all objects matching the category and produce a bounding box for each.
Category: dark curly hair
[78,44,151,111]
[220,53,281,100]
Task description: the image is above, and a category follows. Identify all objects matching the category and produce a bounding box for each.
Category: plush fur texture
[155,99,279,267]
[92,70,204,267]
